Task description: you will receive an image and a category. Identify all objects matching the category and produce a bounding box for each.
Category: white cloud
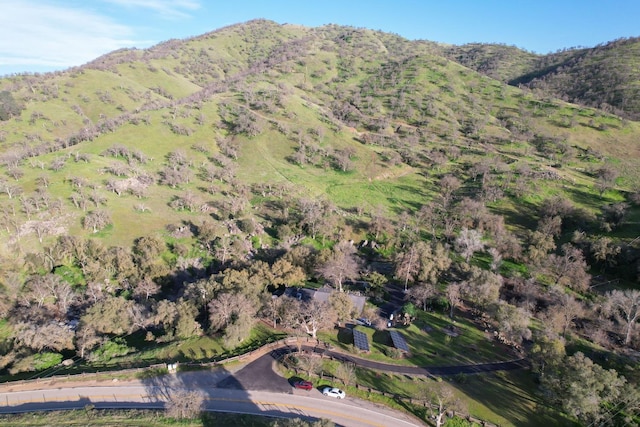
[0,1,142,74]
[104,0,201,19]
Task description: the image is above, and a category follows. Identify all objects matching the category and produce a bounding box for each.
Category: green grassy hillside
[0,20,639,427]
[445,37,640,121]
[0,20,638,256]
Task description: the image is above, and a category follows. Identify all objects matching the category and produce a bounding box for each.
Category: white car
[321,386,346,399]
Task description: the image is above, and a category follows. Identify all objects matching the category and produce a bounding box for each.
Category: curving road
[0,343,527,426]
[0,374,423,427]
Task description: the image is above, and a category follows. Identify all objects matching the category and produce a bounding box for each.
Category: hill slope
[0,20,639,426]
[0,19,637,261]
[444,37,640,120]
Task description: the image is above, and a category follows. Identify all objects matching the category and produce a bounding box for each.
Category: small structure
[352,329,370,352]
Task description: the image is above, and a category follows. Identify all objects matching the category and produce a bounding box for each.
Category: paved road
[0,341,526,426]
[0,375,423,427]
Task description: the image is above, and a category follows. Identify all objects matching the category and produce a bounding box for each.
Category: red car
[293,380,313,390]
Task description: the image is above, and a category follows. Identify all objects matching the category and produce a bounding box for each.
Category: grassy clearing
[452,370,574,427]
[284,357,566,427]
[320,310,517,367]
[114,323,287,366]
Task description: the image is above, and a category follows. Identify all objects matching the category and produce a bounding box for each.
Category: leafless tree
[369,205,393,240]
[445,283,462,318]
[75,325,102,359]
[208,292,239,332]
[297,352,323,379]
[166,390,204,420]
[544,243,590,292]
[545,292,585,338]
[296,299,334,339]
[13,321,75,352]
[335,362,356,387]
[32,220,54,243]
[488,247,503,272]
[394,242,420,291]
[595,165,618,196]
[438,174,461,208]
[316,241,360,293]
[83,210,112,233]
[422,382,466,427]
[133,278,161,301]
[408,283,436,311]
[455,227,484,263]
[605,289,640,346]
[208,292,255,334]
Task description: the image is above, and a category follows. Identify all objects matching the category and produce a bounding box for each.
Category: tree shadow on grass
[372,329,391,346]
[452,371,574,427]
[337,327,354,345]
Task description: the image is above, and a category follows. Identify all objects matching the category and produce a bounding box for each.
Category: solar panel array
[352,329,370,352]
[389,330,410,352]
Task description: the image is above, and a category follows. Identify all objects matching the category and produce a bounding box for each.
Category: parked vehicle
[293,380,313,390]
[321,386,346,399]
[356,317,372,326]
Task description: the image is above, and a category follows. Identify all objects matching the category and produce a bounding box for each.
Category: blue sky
[1,0,638,75]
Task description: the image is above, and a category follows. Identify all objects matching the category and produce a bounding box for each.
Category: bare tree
[445,283,462,318]
[32,220,54,243]
[605,289,640,346]
[297,352,323,378]
[422,382,466,427]
[334,362,356,387]
[133,278,160,301]
[408,283,436,311]
[316,241,360,293]
[545,292,585,338]
[369,205,393,240]
[83,210,112,233]
[75,325,102,359]
[595,165,618,196]
[544,244,590,292]
[488,247,503,272]
[296,299,334,339]
[455,227,484,263]
[438,174,461,208]
[13,321,75,352]
[166,390,204,420]
[223,311,255,349]
[394,242,420,291]
[208,292,244,331]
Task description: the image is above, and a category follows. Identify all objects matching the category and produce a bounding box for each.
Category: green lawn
[287,357,569,427]
[320,310,518,367]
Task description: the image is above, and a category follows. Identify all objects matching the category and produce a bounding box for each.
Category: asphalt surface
[0,343,528,427]
[0,375,423,427]
[0,328,527,427]
[217,349,293,393]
